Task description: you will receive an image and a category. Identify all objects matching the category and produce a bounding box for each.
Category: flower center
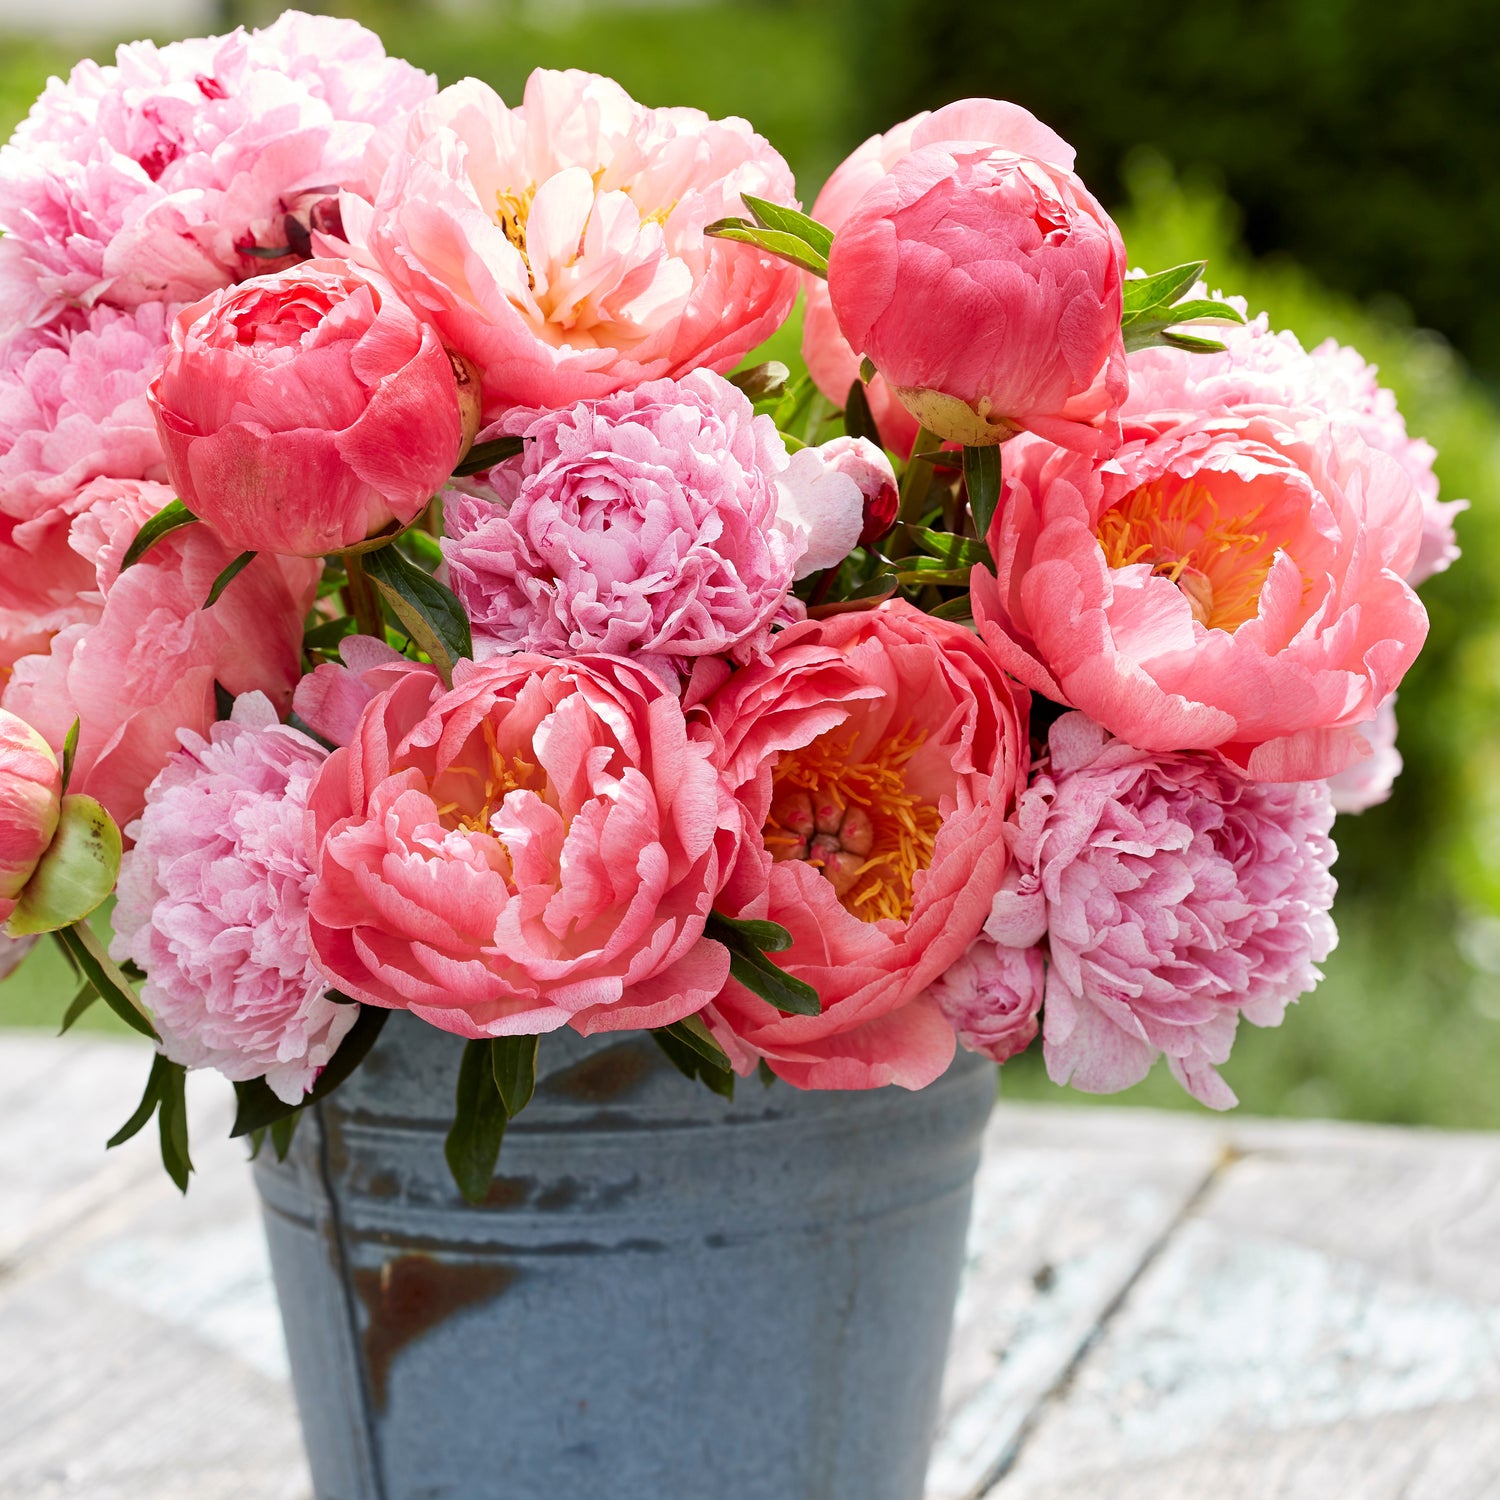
[762,726,940,924]
[1095,478,1281,631]
[431,720,549,837]
[495,183,538,288]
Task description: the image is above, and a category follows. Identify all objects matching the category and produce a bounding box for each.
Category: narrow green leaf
[361,544,472,685]
[157,1059,193,1193]
[247,1127,267,1161]
[398,527,445,571]
[705,910,794,954]
[757,1059,777,1089]
[729,361,790,403]
[59,719,80,797]
[445,1040,508,1204]
[285,713,337,753]
[740,194,836,257]
[203,550,257,609]
[214,681,236,720]
[107,1053,168,1148]
[303,614,359,652]
[58,982,99,1034]
[908,526,993,568]
[896,560,973,587]
[269,1112,300,1162]
[1158,330,1231,354]
[844,379,879,444]
[1121,261,1206,318]
[121,498,198,571]
[657,1012,733,1071]
[963,445,1003,547]
[929,593,974,622]
[1147,297,1246,326]
[452,434,525,478]
[859,356,878,385]
[807,568,898,618]
[705,913,821,1016]
[651,1026,735,1100]
[54,924,155,1039]
[491,1034,539,1118]
[703,220,828,276]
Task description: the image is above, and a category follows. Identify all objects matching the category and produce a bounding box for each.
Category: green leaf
[214,681,235,720]
[491,1034,539,1118]
[398,527,445,571]
[9,796,122,935]
[740,194,836,258]
[452,434,525,478]
[157,1058,192,1194]
[285,713,338,753]
[1146,297,1246,326]
[703,219,828,276]
[269,1112,300,1162]
[121,498,198,571]
[908,526,993,569]
[808,567,898,618]
[929,593,974,622]
[1158,330,1231,354]
[445,1040,508,1204]
[361,544,472,685]
[229,1003,390,1137]
[729,361,790,402]
[58,719,79,797]
[203,550,256,609]
[303,614,359,652]
[58,982,99,1035]
[1121,261,1206,318]
[108,1053,171,1148]
[757,1059,777,1089]
[859,356,878,385]
[844,379,879,445]
[705,912,821,1016]
[706,910,794,953]
[53,923,155,1039]
[895,559,973,587]
[658,1012,734,1071]
[963,445,1003,547]
[651,1022,735,1100]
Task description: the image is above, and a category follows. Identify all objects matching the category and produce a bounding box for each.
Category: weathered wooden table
[2,1033,1497,1500]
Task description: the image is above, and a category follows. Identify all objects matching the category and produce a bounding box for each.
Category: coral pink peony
[150,261,476,557]
[975,408,1429,781]
[0,706,62,927]
[813,434,900,548]
[0,511,96,678]
[444,371,857,680]
[929,931,1043,1064]
[349,70,800,417]
[306,653,740,1038]
[1124,300,1464,587]
[0,12,433,330]
[110,692,353,1103]
[1003,712,1337,1108]
[826,133,1127,454]
[2,478,319,826]
[802,99,1076,457]
[697,600,1030,1090]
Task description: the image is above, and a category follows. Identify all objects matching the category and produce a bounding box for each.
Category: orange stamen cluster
[763,724,941,925]
[1095,479,1281,632]
[432,719,548,838]
[495,184,537,287]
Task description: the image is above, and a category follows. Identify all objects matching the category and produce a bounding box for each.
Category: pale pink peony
[1327,696,1402,815]
[0,303,168,534]
[445,371,856,680]
[305,653,740,1039]
[110,691,352,1103]
[2,478,319,827]
[0,12,433,330]
[0,705,62,927]
[826,133,1127,454]
[1003,712,1336,1108]
[813,434,900,549]
[150,261,475,556]
[1124,301,1464,587]
[697,600,1030,1090]
[802,99,1075,457]
[348,70,800,418]
[929,931,1043,1064]
[975,409,1429,781]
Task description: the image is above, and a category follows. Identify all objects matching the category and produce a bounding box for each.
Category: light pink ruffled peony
[1000,712,1337,1108]
[349,69,800,417]
[150,261,475,556]
[826,132,1127,454]
[445,371,856,680]
[1327,696,1402,815]
[975,408,1429,781]
[305,653,740,1038]
[929,931,1043,1064]
[697,600,1030,1090]
[802,99,1075,457]
[1124,302,1464,587]
[110,692,352,1103]
[0,12,433,330]
[2,478,319,827]
[0,705,62,927]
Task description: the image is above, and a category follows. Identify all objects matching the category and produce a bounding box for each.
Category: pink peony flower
[110,692,352,1103]
[697,600,1030,1090]
[0,705,62,927]
[813,434,900,549]
[0,303,168,535]
[292,634,426,749]
[348,69,800,418]
[1327,696,1401,815]
[826,133,1127,454]
[150,260,476,556]
[0,511,96,678]
[445,371,857,680]
[975,408,1429,781]
[1124,302,1464,587]
[0,12,433,329]
[2,478,319,827]
[802,99,1076,457]
[305,653,740,1039]
[929,931,1043,1064]
[1005,712,1337,1108]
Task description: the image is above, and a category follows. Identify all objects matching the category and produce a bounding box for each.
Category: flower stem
[343,552,385,639]
[887,427,943,560]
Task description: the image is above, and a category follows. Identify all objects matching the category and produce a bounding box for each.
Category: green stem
[888,427,943,561]
[343,552,385,639]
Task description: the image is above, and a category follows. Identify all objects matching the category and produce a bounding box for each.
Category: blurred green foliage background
[3,0,1498,1128]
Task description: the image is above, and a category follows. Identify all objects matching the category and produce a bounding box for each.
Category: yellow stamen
[435,719,548,838]
[495,183,537,289]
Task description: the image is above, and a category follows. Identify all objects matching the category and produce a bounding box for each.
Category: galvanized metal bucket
[253,1011,995,1500]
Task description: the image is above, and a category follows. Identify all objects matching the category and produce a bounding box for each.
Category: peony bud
[814,435,900,548]
[0,708,62,927]
[6,794,121,936]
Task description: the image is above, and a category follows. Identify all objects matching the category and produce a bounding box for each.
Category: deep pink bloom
[813,435,900,548]
[975,408,1429,781]
[2,478,319,827]
[349,70,800,418]
[150,261,474,557]
[305,654,740,1039]
[826,134,1127,455]
[802,99,1075,457]
[697,601,1030,1090]
[929,931,1043,1064]
[0,706,62,927]
[1005,712,1337,1108]
[444,372,858,680]
[110,692,352,1103]
[0,12,433,330]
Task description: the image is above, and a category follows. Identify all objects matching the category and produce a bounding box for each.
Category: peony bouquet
[0,15,1452,1198]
